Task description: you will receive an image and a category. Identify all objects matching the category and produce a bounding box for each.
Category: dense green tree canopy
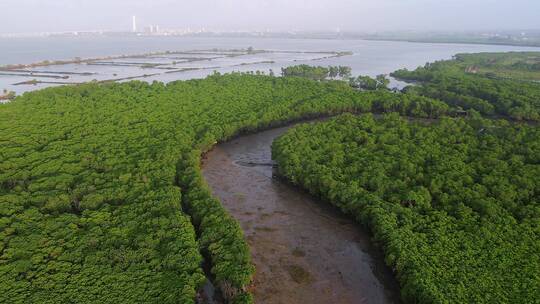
[273,114,540,303]
[3,52,537,303]
[392,52,540,121]
[0,72,449,303]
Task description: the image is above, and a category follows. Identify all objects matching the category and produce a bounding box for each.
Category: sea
[1,35,539,96]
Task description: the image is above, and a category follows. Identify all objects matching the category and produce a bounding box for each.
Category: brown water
[202,124,401,304]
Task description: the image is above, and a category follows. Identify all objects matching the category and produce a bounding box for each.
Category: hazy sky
[1,0,539,33]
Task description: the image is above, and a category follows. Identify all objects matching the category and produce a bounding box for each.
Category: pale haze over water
[2,36,540,96]
[0,0,539,33]
[1,1,540,97]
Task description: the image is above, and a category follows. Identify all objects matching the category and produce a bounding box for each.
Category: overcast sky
[1,0,539,34]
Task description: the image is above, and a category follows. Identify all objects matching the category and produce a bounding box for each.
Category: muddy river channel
[202,123,401,304]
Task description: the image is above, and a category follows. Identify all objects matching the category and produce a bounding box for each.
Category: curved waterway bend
[202,123,401,304]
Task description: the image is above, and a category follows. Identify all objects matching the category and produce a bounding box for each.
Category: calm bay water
[1,36,539,96]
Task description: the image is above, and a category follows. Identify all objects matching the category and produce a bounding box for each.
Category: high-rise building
[132,16,137,32]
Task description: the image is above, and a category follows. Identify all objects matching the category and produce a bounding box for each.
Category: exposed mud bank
[202,124,401,304]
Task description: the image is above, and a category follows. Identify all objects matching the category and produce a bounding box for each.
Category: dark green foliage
[177,150,254,301]
[392,53,540,121]
[0,73,448,303]
[0,81,205,303]
[273,114,540,303]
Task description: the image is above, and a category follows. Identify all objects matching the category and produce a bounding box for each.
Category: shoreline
[0,48,349,71]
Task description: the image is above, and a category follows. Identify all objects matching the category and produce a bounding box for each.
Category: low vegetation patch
[392,52,540,121]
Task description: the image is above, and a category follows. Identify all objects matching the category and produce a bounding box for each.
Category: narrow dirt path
[202,124,401,304]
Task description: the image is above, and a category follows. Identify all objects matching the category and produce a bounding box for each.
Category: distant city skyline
[132,16,137,33]
[1,0,540,34]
